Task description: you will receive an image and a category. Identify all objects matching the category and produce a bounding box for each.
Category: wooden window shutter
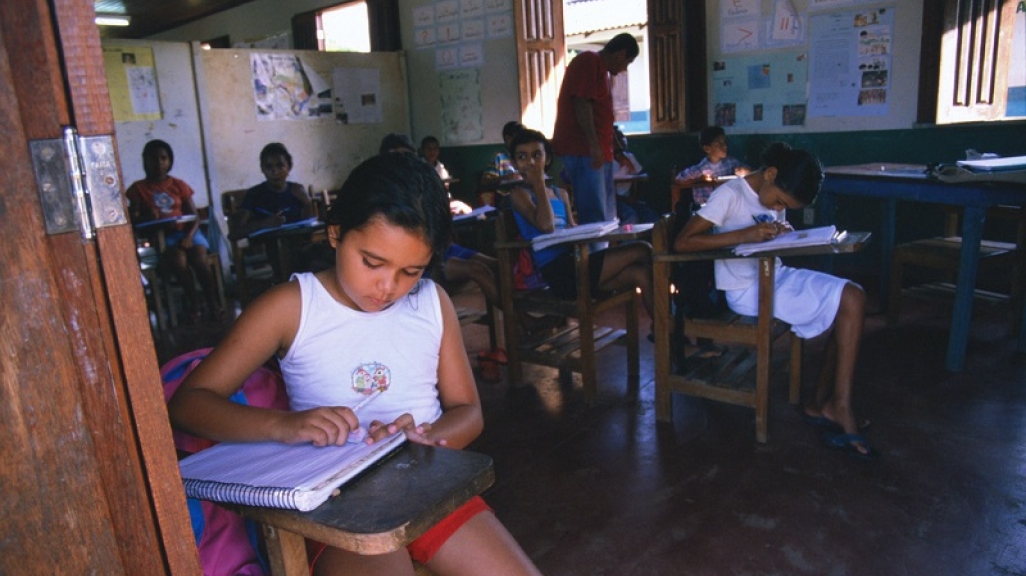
[514,0,565,135]
[936,0,1018,123]
[292,9,321,51]
[648,0,706,132]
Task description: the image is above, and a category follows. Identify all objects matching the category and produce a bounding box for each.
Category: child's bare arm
[167,283,359,446]
[366,286,482,449]
[674,214,770,252]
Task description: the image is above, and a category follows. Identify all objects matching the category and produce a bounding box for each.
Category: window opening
[320,1,371,53]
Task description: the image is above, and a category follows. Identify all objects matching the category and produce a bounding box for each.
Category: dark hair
[142,139,174,176]
[379,133,417,156]
[502,120,525,140]
[603,33,640,59]
[699,126,726,147]
[760,142,823,205]
[420,135,440,149]
[260,142,293,168]
[507,128,554,167]
[326,153,451,274]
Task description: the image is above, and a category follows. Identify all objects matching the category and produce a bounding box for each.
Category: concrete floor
[155,278,1026,576]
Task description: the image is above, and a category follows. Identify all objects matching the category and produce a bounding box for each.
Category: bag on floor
[161,348,290,576]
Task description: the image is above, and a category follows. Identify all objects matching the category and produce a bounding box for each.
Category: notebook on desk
[179,432,406,511]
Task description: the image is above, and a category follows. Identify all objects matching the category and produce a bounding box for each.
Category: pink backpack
[162,348,290,576]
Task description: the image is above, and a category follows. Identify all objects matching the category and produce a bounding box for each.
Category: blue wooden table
[818,163,1026,372]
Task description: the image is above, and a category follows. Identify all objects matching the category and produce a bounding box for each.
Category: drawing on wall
[103,46,162,122]
[251,53,326,121]
[1008,1,1025,117]
[439,69,484,143]
[713,50,807,129]
[808,6,894,117]
[715,103,737,126]
[333,67,382,124]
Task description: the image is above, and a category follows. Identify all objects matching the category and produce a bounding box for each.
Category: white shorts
[725,265,847,339]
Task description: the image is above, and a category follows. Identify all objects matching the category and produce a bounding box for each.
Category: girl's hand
[278,406,359,447]
[749,222,783,242]
[365,414,449,447]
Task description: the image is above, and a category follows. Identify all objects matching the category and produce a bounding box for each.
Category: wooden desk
[652,230,871,438]
[227,444,494,576]
[818,163,1026,371]
[670,176,737,209]
[248,220,327,283]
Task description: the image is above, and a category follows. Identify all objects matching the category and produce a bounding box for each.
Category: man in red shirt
[552,33,639,226]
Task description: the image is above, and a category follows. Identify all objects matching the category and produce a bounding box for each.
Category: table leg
[877,199,897,312]
[947,205,986,372]
[262,524,309,576]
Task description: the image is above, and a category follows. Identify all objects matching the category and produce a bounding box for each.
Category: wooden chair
[652,213,802,443]
[222,189,273,305]
[137,207,226,329]
[494,208,639,403]
[888,204,1026,331]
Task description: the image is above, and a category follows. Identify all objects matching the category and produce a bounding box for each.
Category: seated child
[126,139,223,323]
[479,120,525,192]
[612,126,657,224]
[167,152,543,576]
[381,134,504,378]
[673,142,876,461]
[420,135,450,182]
[507,128,656,339]
[674,125,749,211]
[229,142,315,240]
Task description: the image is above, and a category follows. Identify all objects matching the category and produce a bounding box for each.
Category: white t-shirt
[280,273,445,427]
[696,177,784,291]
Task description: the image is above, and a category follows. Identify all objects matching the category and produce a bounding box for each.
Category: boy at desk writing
[168,153,542,576]
[674,125,749,211]
[229,142,314,240]
[126,139,223,323]
[673,142,877,460]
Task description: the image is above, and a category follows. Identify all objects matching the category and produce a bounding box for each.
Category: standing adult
[552,33,639,225]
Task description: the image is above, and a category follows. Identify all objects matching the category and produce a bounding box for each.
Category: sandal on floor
[800,410,872,433]
[824,432,880,461]
[478,358,502,383]
[476,348,508,365]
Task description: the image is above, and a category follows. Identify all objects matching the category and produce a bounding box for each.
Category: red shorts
[307,496,491,569]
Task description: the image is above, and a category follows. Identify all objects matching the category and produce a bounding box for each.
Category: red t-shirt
[126,175,195,230]
[551,51,614,162]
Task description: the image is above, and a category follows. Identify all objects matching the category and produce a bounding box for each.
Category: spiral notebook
[178,432,406,511]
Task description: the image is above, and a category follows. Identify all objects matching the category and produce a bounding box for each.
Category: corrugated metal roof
[564,0,647,36]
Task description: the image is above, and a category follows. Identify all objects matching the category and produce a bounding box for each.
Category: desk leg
[947,206,985,372]
[262,524,309,576]
[876,199,897,312]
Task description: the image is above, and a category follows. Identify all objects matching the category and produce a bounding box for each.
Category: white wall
[399,0,521,147]
[106,40,210,207]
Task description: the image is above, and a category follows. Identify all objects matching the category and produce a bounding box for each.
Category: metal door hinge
[30,126,125,240]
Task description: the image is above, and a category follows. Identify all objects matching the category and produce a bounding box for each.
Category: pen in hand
[346,388,386,443]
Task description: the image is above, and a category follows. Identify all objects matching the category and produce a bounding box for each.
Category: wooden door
[0,1,200,574]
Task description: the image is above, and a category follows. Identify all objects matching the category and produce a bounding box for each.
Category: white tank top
[280,273,444,426]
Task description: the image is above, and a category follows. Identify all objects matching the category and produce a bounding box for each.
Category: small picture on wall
[715,103,737,126]
[753,103,763,121]
[782,104,806,126]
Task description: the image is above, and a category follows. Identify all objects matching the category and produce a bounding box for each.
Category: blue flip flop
[825,432,880,461]
[800,410,871,433]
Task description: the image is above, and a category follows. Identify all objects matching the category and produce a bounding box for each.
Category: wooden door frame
[1,0,199,573]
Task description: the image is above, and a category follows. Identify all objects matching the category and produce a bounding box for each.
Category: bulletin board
[706,0,922,133]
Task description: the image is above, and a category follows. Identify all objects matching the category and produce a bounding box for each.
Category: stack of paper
[179,432,406,511]
[733,225,840,256]
[532,219,620,251]
[956,155,1026,172]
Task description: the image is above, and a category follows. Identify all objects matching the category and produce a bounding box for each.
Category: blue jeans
[560,155,616,224]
